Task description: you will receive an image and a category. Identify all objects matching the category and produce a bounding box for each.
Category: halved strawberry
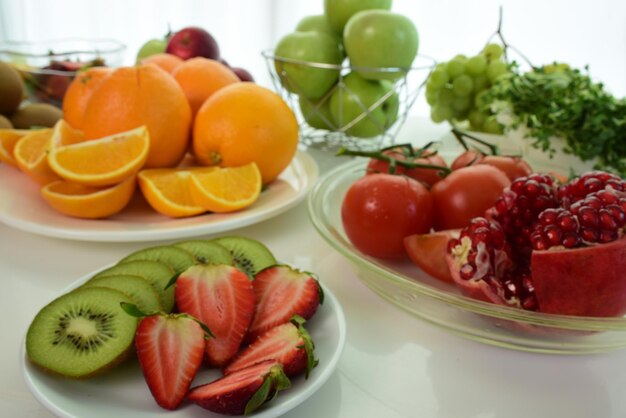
[248,265,323,341]
[122,303,209,410]
[225,315,317,378]
[188,360,291,415]
[175,264,256,367]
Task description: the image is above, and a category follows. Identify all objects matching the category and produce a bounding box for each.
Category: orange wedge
[0,129,30,166]
[41,175,137,219]
[13,128,60,185]
[47,126,150,186]
[189,163,262,213]
[138,167,218,218]
[51,119,85,146]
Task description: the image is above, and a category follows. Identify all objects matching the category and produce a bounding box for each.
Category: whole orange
[62,67,112,130]
[193,83,298,184]
[140,53,184,74]
[82,65,191,168]
[172,57,240,118]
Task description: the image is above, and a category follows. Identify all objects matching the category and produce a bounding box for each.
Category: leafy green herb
[483,64,626,175]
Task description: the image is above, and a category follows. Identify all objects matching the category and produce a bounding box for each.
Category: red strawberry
[175,264,256,366]
[188,360,291,415]
[225,315,317,378]
[248,265,323,341]
[127,306,208,410]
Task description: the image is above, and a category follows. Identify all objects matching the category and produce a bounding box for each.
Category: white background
[1,0,625,116]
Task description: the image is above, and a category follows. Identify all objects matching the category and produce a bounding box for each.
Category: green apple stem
[451,128,499,155]
[336,146,451,176]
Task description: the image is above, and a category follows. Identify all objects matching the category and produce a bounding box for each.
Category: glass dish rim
[307,157,626,333]
[0,37,126,58]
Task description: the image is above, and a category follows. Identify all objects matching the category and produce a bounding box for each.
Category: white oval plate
[0,151,318,242]
[22,267,346,418]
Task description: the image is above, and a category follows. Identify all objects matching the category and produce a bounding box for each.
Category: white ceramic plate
[0,151,318,242]
[22,267,346,418]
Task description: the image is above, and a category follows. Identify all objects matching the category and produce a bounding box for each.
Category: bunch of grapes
[425,43,511,134]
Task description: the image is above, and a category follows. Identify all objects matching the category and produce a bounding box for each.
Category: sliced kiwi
[119,245,196,275]
[82,274,162,314]
[92,260,176,313]
[173,239,233,265]
[211,236,277,278]
[26,286,138,378]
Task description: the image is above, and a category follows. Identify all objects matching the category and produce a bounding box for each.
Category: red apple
[232,67,254,82]
[166,27,220,60]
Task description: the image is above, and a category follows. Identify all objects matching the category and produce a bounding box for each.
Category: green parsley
[483,64,626,175]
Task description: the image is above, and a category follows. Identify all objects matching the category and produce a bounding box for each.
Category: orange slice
[51,119,85,146]
[189,163,262,213]
[13,128,60,185]
[47,126,150,186]
[0,129,30,166]
[138,167,218,218]
[40,175,136,219]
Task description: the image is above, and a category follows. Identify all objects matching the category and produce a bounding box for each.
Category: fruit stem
[451,128,500,155]
[336,146,451,176]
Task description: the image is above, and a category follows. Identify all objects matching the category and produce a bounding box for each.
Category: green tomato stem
[336,147,451,176]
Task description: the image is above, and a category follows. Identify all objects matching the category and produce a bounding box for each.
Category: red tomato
[431,165,511,230]
[479,155,533,181]
[450,149,484,170]
[342,173,434,259]
[404,230,459,283]
[366,148,448,187]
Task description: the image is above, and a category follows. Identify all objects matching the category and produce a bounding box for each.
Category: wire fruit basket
[263,50,434,151]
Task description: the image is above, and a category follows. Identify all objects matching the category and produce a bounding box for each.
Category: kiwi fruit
[173,239,233,265]
[211,236,277,278]
[10,103,62,129]
[0,114,12,129]
[119,245,196,275]
[92,260,176,313]
[0,61,24,115]
[26,286,138,378]
[82,274,162,314]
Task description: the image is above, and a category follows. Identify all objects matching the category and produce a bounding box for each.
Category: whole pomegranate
[447,171,626,317]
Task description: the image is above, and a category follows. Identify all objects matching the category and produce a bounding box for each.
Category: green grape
[464,55,487,76]
[482,43,504,61]
[425,88,439,106]
[474,90,488,108]
[429,68,450,89]
[468,110,487,129]
[453,54,468,62]
[437,86,455,106]
[446,58,465,78]
[431,104,453,123]
[452,74,473,97]
[453,107,470,121]
[483,115,504,134]
[486,60,508,83]
[472,75,489,92]
[452,96,471,112]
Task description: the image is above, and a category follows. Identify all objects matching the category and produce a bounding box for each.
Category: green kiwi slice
[119,245,196,275]
[82,274,162,314]
[211,236,277,278]
[92,260,176,313]
[173,239,233,265]
[26,286,138,378]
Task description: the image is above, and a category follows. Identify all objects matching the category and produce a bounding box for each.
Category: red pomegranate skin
[531,237,626,317]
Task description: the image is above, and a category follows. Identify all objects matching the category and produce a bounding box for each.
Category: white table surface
[3,118,626,418]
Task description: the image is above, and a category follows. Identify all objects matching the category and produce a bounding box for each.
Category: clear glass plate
[307,158,626,354]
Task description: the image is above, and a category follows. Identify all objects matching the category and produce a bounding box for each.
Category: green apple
[296,14,344,56]
[299,95,335,130]
[274,31,343,99]
[329,72,399,138]
[136,38,168,63]
[344,10,418,81]
[324,0,392,35]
